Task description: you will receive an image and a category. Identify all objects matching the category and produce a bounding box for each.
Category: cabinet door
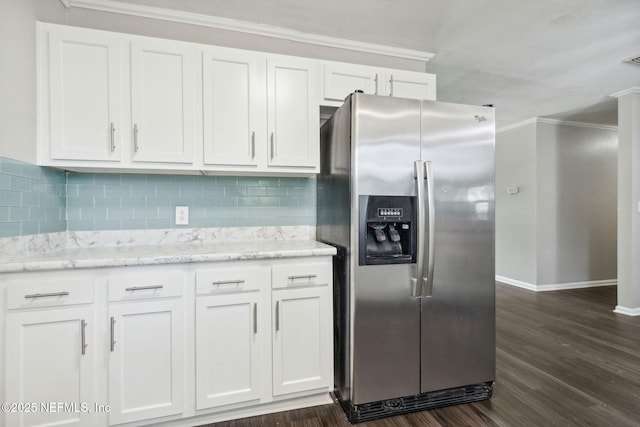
[272,285,332,396]
[202,47,267,168]
[386,70,436,100]
[47,27,121,162]
[323,62,381,102]
[5,307,95,427]
[109,299,184,425]
[131,39,196,164]
[195,291,262,409]
[267,56,319,169]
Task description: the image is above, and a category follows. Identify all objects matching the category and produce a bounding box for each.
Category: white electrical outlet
[507,186,520,195]
[175,206,189,225]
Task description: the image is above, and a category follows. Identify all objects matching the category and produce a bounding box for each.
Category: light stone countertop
[0,226,336,273]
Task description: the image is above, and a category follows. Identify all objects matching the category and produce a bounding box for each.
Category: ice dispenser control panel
[359,195,416,266]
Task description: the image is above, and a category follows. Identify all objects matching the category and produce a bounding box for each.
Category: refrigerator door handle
[413,160,426,297]
[424,160,435,297]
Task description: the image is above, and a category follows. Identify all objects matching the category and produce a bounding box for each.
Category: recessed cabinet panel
[323,62,380,101]
[131,40,195,164]
[272,285,331,396]
[48,29,121,161]
[268,57,319,169]
[5,307,95,427]
[203,48,266,167]
[387,70,437,100]
[109,299,184,425]
[196,292,262,409]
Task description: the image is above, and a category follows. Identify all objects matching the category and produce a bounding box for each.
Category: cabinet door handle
[253,303,258,334]
[124,285,164,292]
[270,133,275,160]
[211,280,245,286]
[81,319,88,356]
[133,123,139,152]
[110,316,116,352]
[275,301,280,332]
[389,74,394,96]
[110,122,116,152]
[287,274,317,281]
[374,73,379,95]
[24,291,69,299]
[251,131,256,160]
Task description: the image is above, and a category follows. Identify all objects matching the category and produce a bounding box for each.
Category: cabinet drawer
[7,275,94,309]
[272,261,330,289]
[195,266,265,295]
[108,270,183,302]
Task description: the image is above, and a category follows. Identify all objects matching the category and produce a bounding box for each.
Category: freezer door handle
[413,160,426,297]
[424,160,435,298]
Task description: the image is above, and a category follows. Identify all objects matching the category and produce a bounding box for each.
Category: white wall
[496,119,618,289]
[495,121,537,284]
[0,0,64,162]
[536,121,617,285]
[0,1,425,163]
[615,89,640,314]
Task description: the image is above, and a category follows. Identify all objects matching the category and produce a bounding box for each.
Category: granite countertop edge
[0,240,337,274]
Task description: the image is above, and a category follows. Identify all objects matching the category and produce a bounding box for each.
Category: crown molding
[496,118,537,133]
[610,87,640,98]
[536,117,618,131]
[65,0,435,62]
[497,117,617,133]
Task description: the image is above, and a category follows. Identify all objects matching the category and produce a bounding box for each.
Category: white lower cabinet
[108,299,184,425]
[196,292,262,409]
[1,255,333,427]
[272,285,332,396]
[195,266,267,410]
[5,307,96,427]
[271,261,332,396]
[107,269,185,425]
[3,272,97,427]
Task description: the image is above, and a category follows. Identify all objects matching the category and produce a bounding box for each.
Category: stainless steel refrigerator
[317,93,495,422]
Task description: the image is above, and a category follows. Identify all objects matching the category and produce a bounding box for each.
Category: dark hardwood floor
[207,283,640,426]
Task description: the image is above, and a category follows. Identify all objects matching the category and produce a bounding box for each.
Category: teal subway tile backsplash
[65,173,316,231]
[0,156,316,237]
[0,157,66,238]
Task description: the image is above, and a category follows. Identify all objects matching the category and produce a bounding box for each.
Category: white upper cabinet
[202,46,267,168]
[46,26,122,162]
[37,23,434,176]
[131,39,196,164]
[202,50,319,173]
[323,62,381,101]
[322,61,437,106]
[267,56,319,170]
[386,69,437,100]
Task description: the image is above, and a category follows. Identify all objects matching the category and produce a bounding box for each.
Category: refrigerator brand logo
[474,115,487,123]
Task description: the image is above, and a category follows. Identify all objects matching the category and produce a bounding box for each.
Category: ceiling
[98,0,639,129]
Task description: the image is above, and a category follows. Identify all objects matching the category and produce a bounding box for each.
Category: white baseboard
[496,276,617,292]
[613,306,640,316]
[495,275,537,291]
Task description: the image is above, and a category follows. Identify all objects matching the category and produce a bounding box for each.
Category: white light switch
[175,206,189,225]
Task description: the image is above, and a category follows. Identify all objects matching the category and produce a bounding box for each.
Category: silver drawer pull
[212,280,245,286]
[24,291,69,299]
[125,285,164,291]
[287,274,317,280]
[81,319,88,356]
[110,317,116,352]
